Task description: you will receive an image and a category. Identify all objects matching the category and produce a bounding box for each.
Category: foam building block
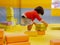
[6,17,14,22]
[51,27,60,30]
[6,7,14,17]
[51,9,60,16]
[0,29,4,38]
[6,7,17,25]
[0,23,6,29]
[37,31,45,35]
[50,40,60,45]
[0,39,4,45]
[6,18,17,25]
[0,29,4,45]
[7,42,30,45]
[24,31,37,37]
[5,34,29,44]
[35,24,47,31]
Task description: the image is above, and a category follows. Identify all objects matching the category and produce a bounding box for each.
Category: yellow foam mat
[5,24,60,45]
[24,31,37,37]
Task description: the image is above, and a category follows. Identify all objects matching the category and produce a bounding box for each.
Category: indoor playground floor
[5,24,60,45]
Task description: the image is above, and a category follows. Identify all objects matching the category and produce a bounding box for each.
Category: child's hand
[40,19,48,27]
[45,23,48,27]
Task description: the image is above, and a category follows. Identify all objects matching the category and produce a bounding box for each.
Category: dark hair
[34,6,44,15]
[21,16,25,18]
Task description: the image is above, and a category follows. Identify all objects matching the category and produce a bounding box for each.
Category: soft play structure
[0,0,60,45]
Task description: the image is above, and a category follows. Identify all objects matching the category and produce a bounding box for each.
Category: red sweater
[25,10,42,21]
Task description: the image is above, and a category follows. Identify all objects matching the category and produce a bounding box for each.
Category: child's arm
[35,13,48,26]
[40,19,48,27]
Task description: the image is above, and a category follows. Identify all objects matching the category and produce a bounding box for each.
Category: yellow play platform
[4,24,60,45]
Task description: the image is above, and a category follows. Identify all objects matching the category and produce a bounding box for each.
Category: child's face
[39,14,41,15]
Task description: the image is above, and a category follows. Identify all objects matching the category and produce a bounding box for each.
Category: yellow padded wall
[0,0,51,9]
[0,0,20,8]
[51,8,60,16]
[21,0,51,9]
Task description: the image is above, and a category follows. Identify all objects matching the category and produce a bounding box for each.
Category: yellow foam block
[0,24,6,28]
[51,8,60,16]
[51,27,60,30]
[6,18,15,22]
[50,40,60,45]
[6,16,14,19]
[6,16,17,22]
[7,42,30,45]
[35,24,47,31]
[0,29,4,38]
[5,34,29,44]
[24,31,37,37]
[6,7,14,17]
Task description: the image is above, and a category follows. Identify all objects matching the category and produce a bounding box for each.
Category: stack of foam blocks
[6,7,16,26]
[35,24,47,35]
[0,29,4,45]
[5,33,30,45]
